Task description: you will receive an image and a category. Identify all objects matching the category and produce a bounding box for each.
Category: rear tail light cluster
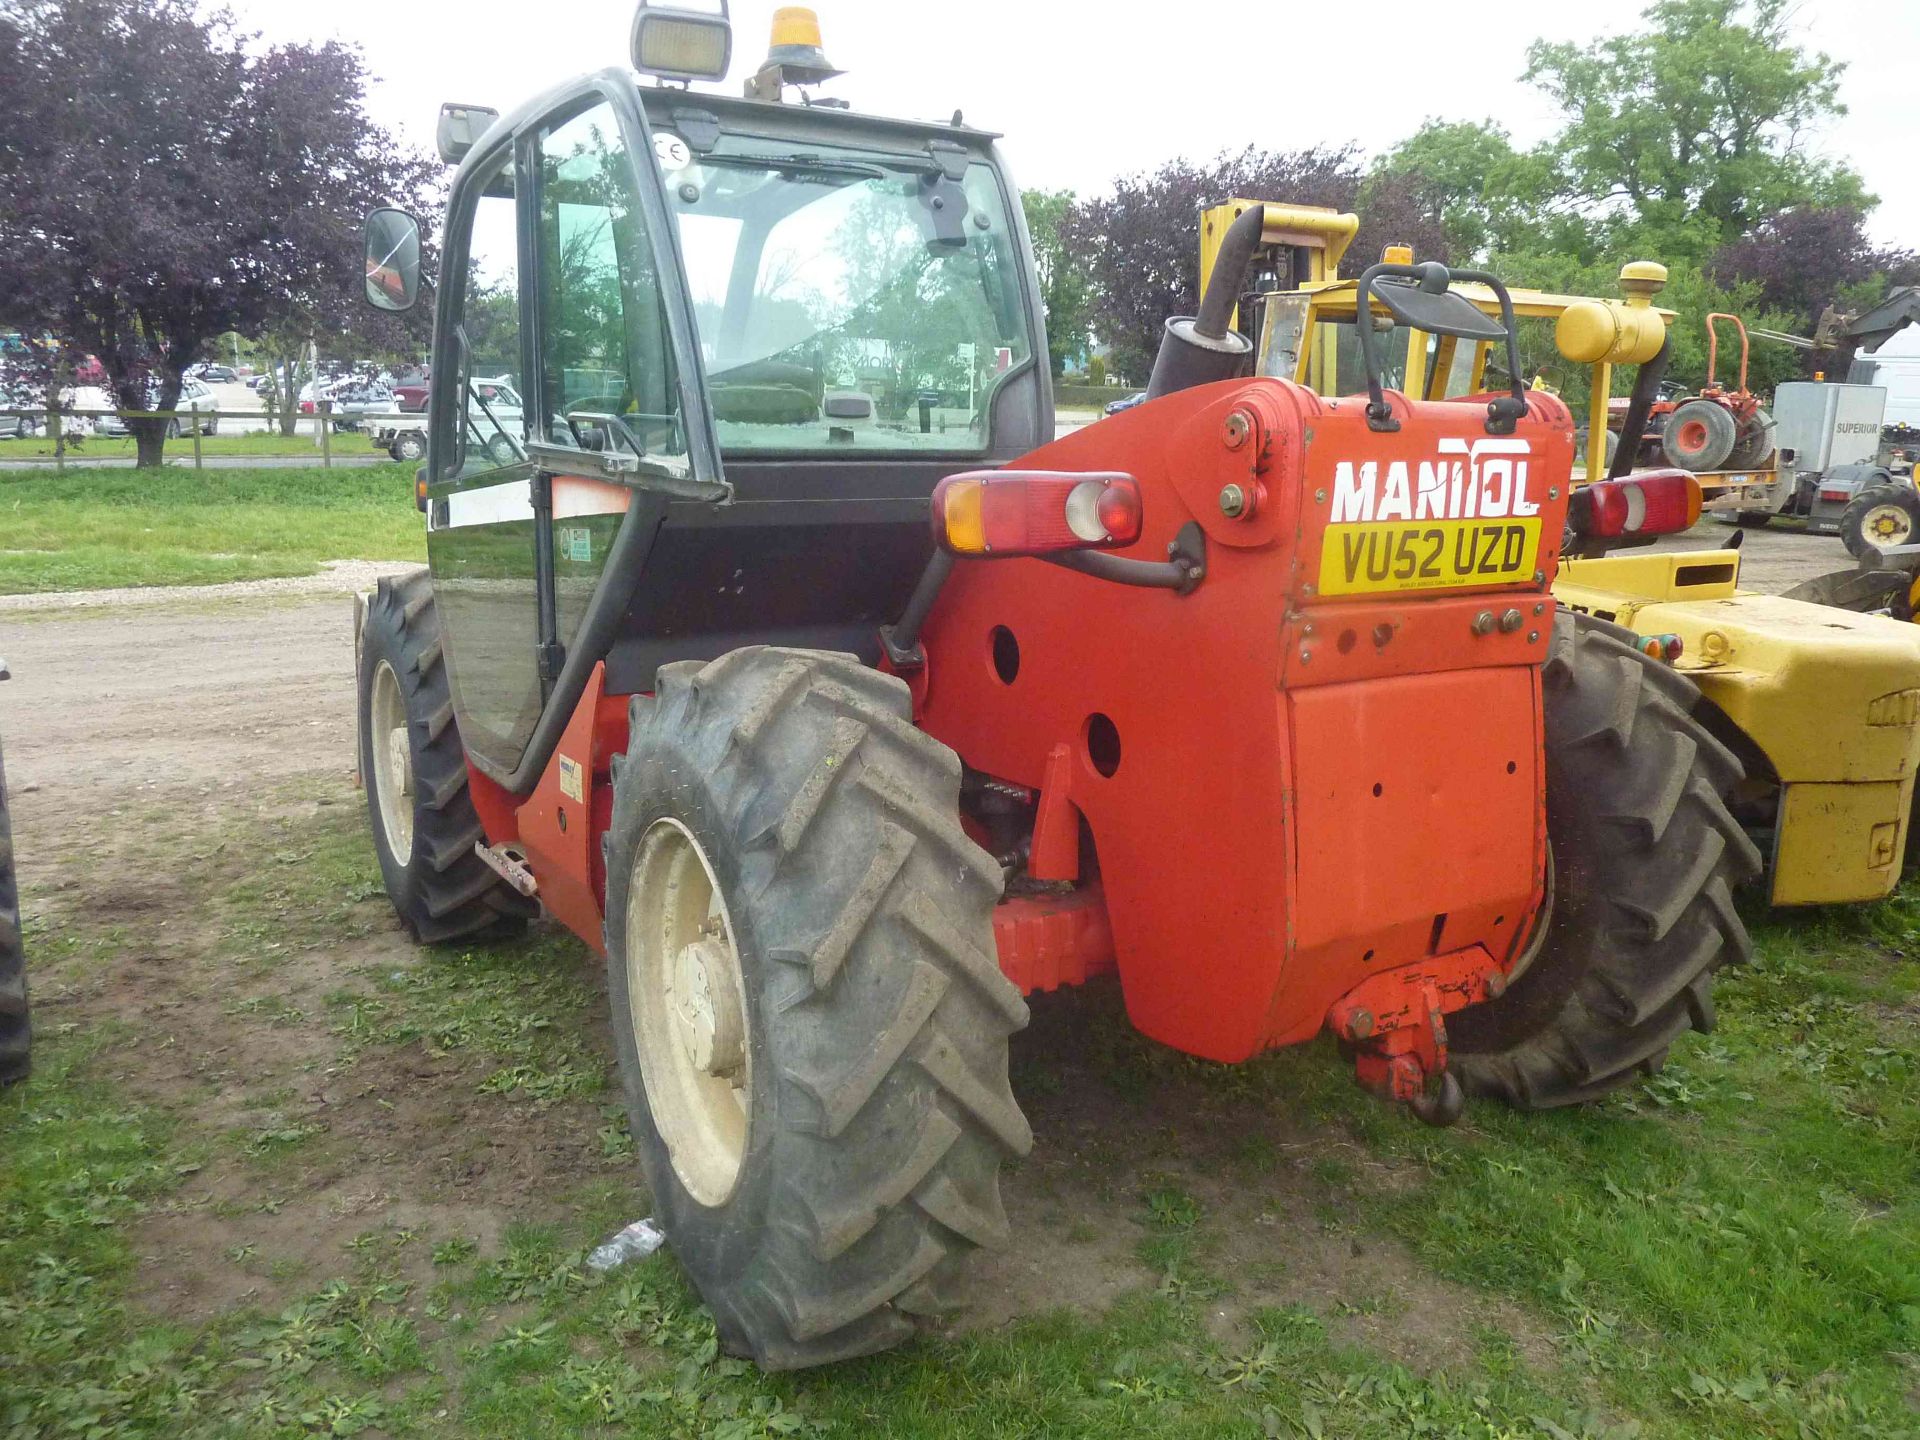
[1572,469,1702,540]
[933,471,1143,557]
[1638,632,1684,663]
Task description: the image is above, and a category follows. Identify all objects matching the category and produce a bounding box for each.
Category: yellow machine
[1198,199,1920,905]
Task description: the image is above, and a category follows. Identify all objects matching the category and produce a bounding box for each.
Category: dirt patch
[964,990,1565,1378]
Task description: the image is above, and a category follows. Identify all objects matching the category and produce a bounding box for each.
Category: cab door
[426,74,723,790]
[424,139,541,779]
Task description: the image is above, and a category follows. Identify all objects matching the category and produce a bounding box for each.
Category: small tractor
[355,6,1758,1368]
[1660,313,1775,474]
[1205,199,1920,905]
[0,658,26,1087]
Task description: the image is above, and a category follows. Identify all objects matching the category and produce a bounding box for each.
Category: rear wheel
[1840,484,1920,559]
[0,732,27,1086]
[1662,400,1737,473]
[1728,406,1774,470]
[605,647,1030,1369]
[1451,613,1759,1107]
[391,430,426,463]
[358,570,536,943]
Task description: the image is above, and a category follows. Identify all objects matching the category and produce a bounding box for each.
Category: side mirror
[364,208,422,313]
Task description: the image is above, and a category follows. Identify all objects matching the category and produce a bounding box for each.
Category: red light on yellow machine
[1639,632,1684,663]
[1578,469,1701,539]
[933,470,1142,557]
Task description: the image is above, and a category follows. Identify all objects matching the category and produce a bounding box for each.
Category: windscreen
[660,135,1033,452]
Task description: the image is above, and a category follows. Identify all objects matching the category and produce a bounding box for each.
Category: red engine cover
[913,377,1572,1062]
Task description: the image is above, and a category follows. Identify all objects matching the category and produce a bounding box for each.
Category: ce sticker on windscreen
[1318,438,1543,596]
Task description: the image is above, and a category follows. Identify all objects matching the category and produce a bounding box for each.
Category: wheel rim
[368,659,415,865]
[1864,504,1913,546]
[627,818,752,1208]
[1677,419,1708,453]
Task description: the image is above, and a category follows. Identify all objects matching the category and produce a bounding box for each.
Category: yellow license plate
[1319,518,1542,597]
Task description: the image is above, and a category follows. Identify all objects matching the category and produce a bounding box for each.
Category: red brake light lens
[1578,470,1702,539]
[934,471,1143,557]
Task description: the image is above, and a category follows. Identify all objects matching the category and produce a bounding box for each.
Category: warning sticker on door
[558,754,585,803]
[558,526,592,564]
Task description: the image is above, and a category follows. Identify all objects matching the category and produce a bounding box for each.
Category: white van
[1847,325,1920,435]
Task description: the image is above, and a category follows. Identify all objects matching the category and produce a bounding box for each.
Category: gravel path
[0,558,417,613]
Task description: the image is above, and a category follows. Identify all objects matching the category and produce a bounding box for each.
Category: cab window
[442,150,525,478]
[535,100,686,472]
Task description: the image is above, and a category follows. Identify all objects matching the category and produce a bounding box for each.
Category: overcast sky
[231,0,1917,249]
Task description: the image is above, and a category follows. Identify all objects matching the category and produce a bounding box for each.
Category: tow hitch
[1328,947,1506,1127]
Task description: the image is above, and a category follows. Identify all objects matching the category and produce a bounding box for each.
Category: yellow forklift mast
[1200,200,1920,905]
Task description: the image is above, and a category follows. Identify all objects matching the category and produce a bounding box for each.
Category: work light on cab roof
[630,0,733,83]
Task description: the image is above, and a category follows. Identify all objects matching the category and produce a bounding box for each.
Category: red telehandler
[352,4,1756,1369]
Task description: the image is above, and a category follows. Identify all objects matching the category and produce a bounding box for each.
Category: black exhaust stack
[1607,334,1672,481]
[1145,204,1263,400]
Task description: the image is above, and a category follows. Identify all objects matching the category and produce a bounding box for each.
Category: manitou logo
[1330,438,1541,524]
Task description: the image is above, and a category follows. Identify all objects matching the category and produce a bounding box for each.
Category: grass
[0,431,387,460]
[5,792,1919,1437]
[0,463,424,592]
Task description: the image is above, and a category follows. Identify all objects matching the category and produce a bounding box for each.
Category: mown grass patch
[0,463,423,593]
[0,431,384,461]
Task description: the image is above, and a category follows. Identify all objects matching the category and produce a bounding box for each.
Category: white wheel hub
[627,818,752,1208]
[1866,504,1913,544]
[368,659,415,864]
[674,933,745,1076]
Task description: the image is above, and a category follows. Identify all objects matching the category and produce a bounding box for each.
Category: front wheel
[1450,613,1760,1107]
[390,430,426,463]
[1840,484,1920,559]
[606,647,1031,1369]
[357,571,536,943]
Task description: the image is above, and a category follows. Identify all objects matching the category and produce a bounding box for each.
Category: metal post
[320,402,332,467]
[191,412,203,470]
[51,408,63,474]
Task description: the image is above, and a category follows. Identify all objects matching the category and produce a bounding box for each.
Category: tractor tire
[604,647,1030,1370]
[1840,483,1920,559]
[0,733,27,1086]
[1733,511,1774,528]
[1450,612,1759,1108]
[1728,406,1774,470]
[358,570,537,944]
[1662,399,1738,473]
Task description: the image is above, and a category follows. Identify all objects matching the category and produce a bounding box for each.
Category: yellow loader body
[1555,548,1920,904]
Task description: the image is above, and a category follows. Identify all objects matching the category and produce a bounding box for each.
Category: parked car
[188,362,239,383]
[327,381,396,431]
[95,377,219,437]
[0,390,45,439]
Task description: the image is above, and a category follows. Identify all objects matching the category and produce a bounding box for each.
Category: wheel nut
[1472,610,1495,636]
[1499,608,1524,633]
[1219,483,1248,518]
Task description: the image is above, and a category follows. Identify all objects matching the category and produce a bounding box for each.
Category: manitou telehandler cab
[1201,198,1920,907]
[354,4,1753,1369]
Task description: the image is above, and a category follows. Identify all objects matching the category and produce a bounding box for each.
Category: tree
[1524,0,1867,259]
[1065,145,1444,384]
[1710,206,1920,336]
[1020,189,1093,378]
[1363,121,1565,262]
[0,0,437,465]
